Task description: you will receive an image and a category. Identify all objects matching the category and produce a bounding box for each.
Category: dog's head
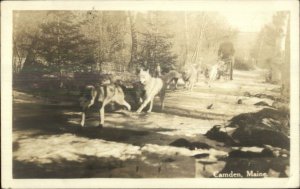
[182,68,191,81]
[138,69,151,85]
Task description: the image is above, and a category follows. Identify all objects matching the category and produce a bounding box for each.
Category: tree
[13,10,239,78]
[137,12,177,74]
[189,13,208,66]
[13,11,47,74]
[128,12,138,70]
[184,12,190,66]
[79,11,129,72]
[177,12,237,69]
[251,12,289,69]
[281,13,290,97]
[37,11,96,73]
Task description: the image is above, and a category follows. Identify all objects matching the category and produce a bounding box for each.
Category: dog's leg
[147,98,154,113]
[80,111,86,127]
[87,98,94,108]
[84,86,97,108]
[174,78,178,90]
[99,106,105,127]
[123,101,131,111]
[99,99,110,127]
[185,81,190,90]
[189,81,194,91]
[118,99,131,111]
[160,88,166,110]
[136,97,151,113]
[79,99,89,126]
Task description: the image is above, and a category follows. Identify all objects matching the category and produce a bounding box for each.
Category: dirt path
[13,69,281,178]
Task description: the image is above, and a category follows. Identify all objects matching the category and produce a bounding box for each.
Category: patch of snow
[141,144,228,159]
[232,146,264,153]
[142,144,194,156]
[262,118,281,127]
[14,133,142,164]
[219,127,236,133]
[63,111,81,116]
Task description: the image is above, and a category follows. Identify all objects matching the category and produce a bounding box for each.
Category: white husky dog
[136,69,165,113]
[209,60,227,81]
[182,64,198,91]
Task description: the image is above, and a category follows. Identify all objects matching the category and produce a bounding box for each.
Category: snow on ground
[14,131,227,165]
[12,69,282,178]
[14,133,142,164]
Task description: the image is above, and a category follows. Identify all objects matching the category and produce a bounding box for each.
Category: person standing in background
[218,37,235,80]
[155,63,162,77]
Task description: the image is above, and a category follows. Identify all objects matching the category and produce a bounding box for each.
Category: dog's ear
[138,68,145,74]
[136,67,143,74]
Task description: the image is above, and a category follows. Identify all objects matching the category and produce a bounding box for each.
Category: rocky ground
[13,69,290,178]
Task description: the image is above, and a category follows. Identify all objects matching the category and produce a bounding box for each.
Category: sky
[220,12,274,33]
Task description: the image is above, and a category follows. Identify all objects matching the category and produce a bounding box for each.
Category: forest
[13,11,237,75]
[13,11,290,95]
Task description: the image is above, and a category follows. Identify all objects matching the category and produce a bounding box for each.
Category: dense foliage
[13,11,237,76]
[250,12,289,68]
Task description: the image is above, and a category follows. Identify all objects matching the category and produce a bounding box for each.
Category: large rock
[218,152,289,178]
[212,146,289,178]
[170,138,211,150]
[254,101,271,107]
[205,108,290,149]
[205,125,237,145]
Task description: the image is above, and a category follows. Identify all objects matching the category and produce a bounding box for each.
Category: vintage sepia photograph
[1,0,299,188]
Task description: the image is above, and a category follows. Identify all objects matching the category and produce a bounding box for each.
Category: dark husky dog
[162,70,182,90]
[79,78,131,127]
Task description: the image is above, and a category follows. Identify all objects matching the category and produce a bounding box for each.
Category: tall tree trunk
[13,40,23,73]
[281,13,290,97]
[128,12,138,70]
[191,13,207,65]
[184,12,189,66]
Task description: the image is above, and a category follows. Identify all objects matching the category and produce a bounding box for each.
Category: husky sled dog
[162,70,182,90]
[79,79,131,127]
[209,60,228,81]
[182,64,197,91]
[136,69,165,113]
[118,80,145,111]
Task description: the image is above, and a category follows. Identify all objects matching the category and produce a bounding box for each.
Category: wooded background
[13,11,290,94]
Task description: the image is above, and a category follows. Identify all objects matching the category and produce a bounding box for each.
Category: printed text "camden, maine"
[213,171,268,178]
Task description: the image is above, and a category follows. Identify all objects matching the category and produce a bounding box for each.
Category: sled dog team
[79,65,199,127]
[79,62,230,127]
